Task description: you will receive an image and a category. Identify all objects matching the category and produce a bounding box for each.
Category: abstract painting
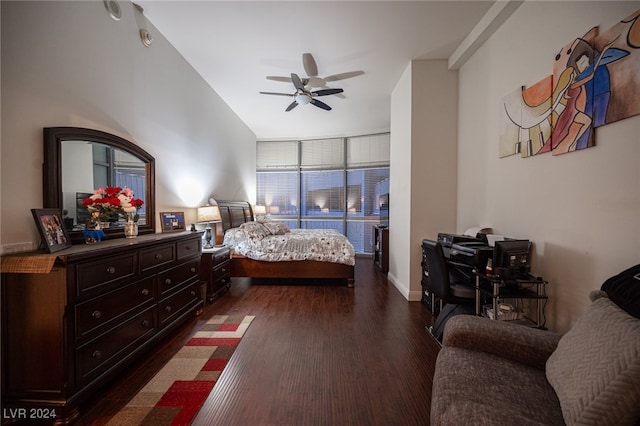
[500,8,640,158]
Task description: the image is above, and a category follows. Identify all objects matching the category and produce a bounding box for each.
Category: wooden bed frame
[216,200,355,287]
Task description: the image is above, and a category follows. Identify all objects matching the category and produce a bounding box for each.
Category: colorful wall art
[499,8,640,158]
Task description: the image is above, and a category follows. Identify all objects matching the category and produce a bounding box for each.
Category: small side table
[200,245,231,302]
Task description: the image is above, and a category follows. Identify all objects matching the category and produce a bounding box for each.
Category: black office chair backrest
[422,239,451,303]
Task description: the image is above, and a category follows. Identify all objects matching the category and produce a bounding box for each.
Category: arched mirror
[43,127,155,244]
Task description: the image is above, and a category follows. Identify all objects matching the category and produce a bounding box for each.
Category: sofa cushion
[431,346,564,426]
[545,295,640,426]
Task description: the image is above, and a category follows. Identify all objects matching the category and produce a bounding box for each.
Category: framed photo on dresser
[160,211,186,233]
[31,208,72,253]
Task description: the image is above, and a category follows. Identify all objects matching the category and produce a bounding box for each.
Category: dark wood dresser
[1,232,203,424]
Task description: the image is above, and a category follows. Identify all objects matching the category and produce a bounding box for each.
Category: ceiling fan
[266,53,364,91]
[260,73,344,111]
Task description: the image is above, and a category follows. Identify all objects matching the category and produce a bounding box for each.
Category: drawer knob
[185,245,192,251]
[190,290,196,296]
[92,350,102,359]
[141,288,150,296]
[165,278,172,285]
[106,266,116,274]
[92,310,102,319]
[165,306,172,312]
[155,253,163,260]
[190,267,196,273]
[142,319,150,327]
[221,267,227,273]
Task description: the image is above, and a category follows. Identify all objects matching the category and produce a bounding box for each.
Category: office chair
[422,239,476,341]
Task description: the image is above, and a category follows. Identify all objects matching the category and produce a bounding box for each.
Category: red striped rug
[107,315,255,425]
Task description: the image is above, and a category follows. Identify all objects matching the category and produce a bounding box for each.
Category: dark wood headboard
[216,200,254,232]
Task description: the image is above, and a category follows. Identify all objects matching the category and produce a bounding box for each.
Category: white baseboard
[387,272,423,302]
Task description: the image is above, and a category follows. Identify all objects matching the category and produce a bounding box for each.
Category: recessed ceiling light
[103,0,122,21]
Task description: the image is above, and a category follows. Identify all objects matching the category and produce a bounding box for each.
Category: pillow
[239,222,270,240]
[262,220,290,235]
[601,263,640,320]
[545,295,640,426]
[255,215,271,223]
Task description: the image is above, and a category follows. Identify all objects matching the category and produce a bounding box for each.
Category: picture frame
[31,208,72,253]
[160,211,186,233]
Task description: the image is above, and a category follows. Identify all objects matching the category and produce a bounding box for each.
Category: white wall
[457,1,640,333]
[389,60,458,299]
[389,64,412,295]
[1,1,256,251]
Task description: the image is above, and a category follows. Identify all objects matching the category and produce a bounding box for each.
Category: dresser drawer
[158,281,201,327]
[76,253,138,295]
[213,249,230,264]
[158,259,200,295]
[213,272,231,289]
[140,243,175,272]
[75,276,155,341]
[214,260,230,276]
[214,260,231,288]
[76,307,156,386]
[177,239,201,259]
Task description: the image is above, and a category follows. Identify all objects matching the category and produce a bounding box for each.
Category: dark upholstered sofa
[430,264,640,426]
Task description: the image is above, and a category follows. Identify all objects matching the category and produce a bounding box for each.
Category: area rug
[106,315,255,426]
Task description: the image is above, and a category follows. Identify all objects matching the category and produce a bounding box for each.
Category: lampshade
[295,93,311,105]
[197,205,221,223]
[254,205,267,215]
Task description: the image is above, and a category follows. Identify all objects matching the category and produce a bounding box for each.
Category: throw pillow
[262,220,290,235]
[255,215,271,223]
[546,295,640,426]
[239,222,270,240]
[601,263,640,320]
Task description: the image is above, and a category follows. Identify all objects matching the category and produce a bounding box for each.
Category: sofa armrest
[442,315,561,370]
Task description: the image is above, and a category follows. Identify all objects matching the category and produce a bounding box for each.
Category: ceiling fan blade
[302,53,318,77]
[291,73,305,91]
[260,91,293,97]
[317,84,346,99]
[285,101,298,112]
[324,70,364,82]
[266,76,292,83]
[310,99,331,111]
[313,88,344,97]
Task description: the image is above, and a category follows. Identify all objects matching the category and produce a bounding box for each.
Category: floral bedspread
[223,228,356,266]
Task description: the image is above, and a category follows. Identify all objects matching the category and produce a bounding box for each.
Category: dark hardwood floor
[75,258,440,426]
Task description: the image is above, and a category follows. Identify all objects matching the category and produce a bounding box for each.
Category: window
[256,133,389,253]
[93,144,147,222]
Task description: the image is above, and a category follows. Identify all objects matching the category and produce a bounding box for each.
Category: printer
[437,232,482,248]
[448,242,493,271]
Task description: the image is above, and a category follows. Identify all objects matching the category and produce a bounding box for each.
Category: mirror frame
[43,127,156,244]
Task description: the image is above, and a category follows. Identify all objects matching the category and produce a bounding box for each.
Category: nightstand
[200,245,231,302]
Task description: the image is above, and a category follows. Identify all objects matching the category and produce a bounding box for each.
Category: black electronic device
[437,232,483,260]
[449,242,494,271]
[493,239,532,278]
[437,232,481,247]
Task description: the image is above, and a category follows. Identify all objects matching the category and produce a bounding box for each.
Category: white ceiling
[135,1,497,140]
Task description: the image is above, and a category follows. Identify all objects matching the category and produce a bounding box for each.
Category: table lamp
[254,205,266,220]
[197,204,221,248]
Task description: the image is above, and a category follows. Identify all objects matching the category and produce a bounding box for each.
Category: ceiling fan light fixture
[295,93,311,105]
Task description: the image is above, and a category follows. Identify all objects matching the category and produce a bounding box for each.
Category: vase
[124,221,138,238]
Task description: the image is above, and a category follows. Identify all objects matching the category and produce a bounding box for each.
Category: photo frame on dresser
[31,208,72,253]
[160,211,186,233]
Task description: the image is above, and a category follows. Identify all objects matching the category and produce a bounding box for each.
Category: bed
[216,200,355,286]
